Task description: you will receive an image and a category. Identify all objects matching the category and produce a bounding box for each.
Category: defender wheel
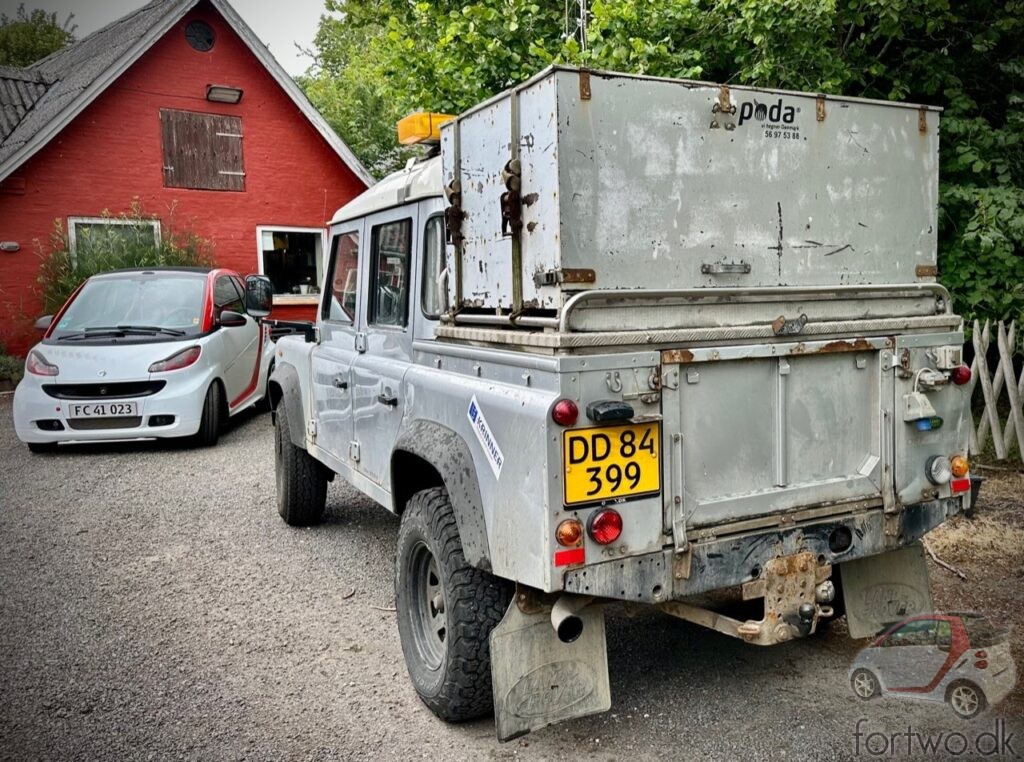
[947,680,986,719]
[194,381,223,447]
[274,400,327,526]
[395,487,512,722]
[851,668,880,700]
[27,442,58,454]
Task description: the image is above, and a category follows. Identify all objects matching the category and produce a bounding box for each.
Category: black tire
[193,380,224,447]
[27,441,58,454]
[274,400,327,526]
[395,487,512,722]
[946,679,986,719]
[851,668,881,701]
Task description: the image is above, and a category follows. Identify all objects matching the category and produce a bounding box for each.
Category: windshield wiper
[115,324,187,336]
[57,325,187,341]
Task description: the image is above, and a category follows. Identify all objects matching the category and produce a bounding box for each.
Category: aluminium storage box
[440,66,940,314]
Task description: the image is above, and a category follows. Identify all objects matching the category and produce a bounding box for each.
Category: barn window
[257,227,324,301]
[67,217,161,263]
[160,109,244,191]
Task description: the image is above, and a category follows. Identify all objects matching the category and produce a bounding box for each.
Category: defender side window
[370,218,412,328]
[421,215,445,319]
[323,231,360,323]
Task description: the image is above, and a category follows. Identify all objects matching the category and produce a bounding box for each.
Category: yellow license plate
[562,422,661,505]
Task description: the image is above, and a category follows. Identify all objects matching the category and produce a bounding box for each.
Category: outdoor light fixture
[205,84,243,104]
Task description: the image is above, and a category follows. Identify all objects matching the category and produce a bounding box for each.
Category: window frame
[213,274,245,315]
[255,225,326,306]
[321,229,361,325]
[67,216,161,265]
[368,217,413,330]
[420,214,446,321]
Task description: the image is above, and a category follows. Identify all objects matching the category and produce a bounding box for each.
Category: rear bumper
[562,497,963,603]
[985,662,1016,707]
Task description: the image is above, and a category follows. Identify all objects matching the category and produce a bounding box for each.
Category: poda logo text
[738,98,797,126]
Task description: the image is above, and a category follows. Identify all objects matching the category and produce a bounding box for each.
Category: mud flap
[841,543,934,638]
[489,601,611,741]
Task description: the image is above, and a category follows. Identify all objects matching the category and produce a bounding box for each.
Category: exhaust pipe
[551,594,593,643]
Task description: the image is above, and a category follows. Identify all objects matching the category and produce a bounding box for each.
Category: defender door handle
[376,392,398,407]
[333,375,348,390]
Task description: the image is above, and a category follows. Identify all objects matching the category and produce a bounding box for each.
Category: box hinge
[579,68,591,101]
[815,95,826,122]
[349,441,361,462]
[533,267,596,287]
[306,419,317,440]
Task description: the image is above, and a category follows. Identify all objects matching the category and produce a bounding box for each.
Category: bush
[36,201,214,314]
[0,342,23,384]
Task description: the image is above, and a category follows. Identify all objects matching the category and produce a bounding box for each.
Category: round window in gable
[185,20,215,52]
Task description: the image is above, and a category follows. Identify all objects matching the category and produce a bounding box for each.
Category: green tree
[305,0,1024,323]
[0,4,75,67]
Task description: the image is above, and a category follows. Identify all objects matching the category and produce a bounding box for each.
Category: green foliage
[306,0,1024,322]
[36,202,215,315]
[0,4,75,67]
[0,343,23,384]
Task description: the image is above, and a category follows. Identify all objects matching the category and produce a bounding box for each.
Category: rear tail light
[950,365,971,385]
[556,519,583,546]
[551,399,579,426]
[950,455,969,478]
[975,659,988,670]
[26,351,59,376]
[587,508,623,545]
[925,455,952,485]
[149,346,201,373]
[975,650,987,659]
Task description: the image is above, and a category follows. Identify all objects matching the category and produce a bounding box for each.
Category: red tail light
[975,659,988,670]
[950,365,971,385]
[26,350,59,376]
[975,650,987,659]
[552,399,579,426]
[587,508,622,545]
[149,346,201,373]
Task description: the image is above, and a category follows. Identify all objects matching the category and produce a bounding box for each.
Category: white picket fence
[967,320,1024,462]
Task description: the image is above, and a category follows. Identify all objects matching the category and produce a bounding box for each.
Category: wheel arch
[268,362,305,450]
[392,419,491,571]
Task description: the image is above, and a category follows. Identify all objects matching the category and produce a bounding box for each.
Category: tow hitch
[660,552,834,646]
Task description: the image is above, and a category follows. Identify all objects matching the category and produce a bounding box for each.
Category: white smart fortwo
[14,267,275,451]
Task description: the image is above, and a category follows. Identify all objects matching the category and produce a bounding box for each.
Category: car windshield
[48,273,207,342]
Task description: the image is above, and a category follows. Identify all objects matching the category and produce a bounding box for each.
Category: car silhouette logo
[849,612,1016,719]
[97,370,107,377]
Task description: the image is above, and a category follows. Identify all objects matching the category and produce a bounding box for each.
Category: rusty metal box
[440,66,940,315]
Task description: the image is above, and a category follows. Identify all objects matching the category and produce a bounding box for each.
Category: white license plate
[67,401,139,418]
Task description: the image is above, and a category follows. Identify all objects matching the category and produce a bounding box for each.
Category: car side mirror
[244,274,273,318]
[34,315,53,331]
[219,309,247,327]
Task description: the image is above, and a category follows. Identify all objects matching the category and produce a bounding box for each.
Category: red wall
[0,1,366,355]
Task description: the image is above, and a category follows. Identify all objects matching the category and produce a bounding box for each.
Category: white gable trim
[0,0,373,188]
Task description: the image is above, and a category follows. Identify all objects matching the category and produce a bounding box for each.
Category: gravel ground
[1,395,1021,761]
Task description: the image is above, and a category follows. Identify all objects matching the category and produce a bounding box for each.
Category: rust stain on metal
[915,264,938,277]
[918,107,927,133]
[579,69,591,101]
[717,84,732,114]
[662,348,695,364]
[787,338,874,355]
[816,95,826,122]
[560,268,596,284]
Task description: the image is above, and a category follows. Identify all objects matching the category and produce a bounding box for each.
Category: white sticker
[468,395,504,478]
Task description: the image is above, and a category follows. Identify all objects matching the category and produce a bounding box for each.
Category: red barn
[0,0,371,355]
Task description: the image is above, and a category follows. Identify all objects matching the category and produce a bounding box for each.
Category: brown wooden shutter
[160,109,245,191]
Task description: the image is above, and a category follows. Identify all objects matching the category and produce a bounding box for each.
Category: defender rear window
[369,218,412,328]
[421,215,445,319]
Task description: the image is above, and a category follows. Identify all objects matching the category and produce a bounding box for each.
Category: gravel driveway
[1,396,1020,760]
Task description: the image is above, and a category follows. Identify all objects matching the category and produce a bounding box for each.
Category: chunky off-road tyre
[395,487,512,722]
[193,380,224,447]
[27,442,58,454]
[274,399,327,526]
[851,668,880,701]
[947,679,986,719]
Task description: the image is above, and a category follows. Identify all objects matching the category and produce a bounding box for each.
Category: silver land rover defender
[267,67,972,740]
